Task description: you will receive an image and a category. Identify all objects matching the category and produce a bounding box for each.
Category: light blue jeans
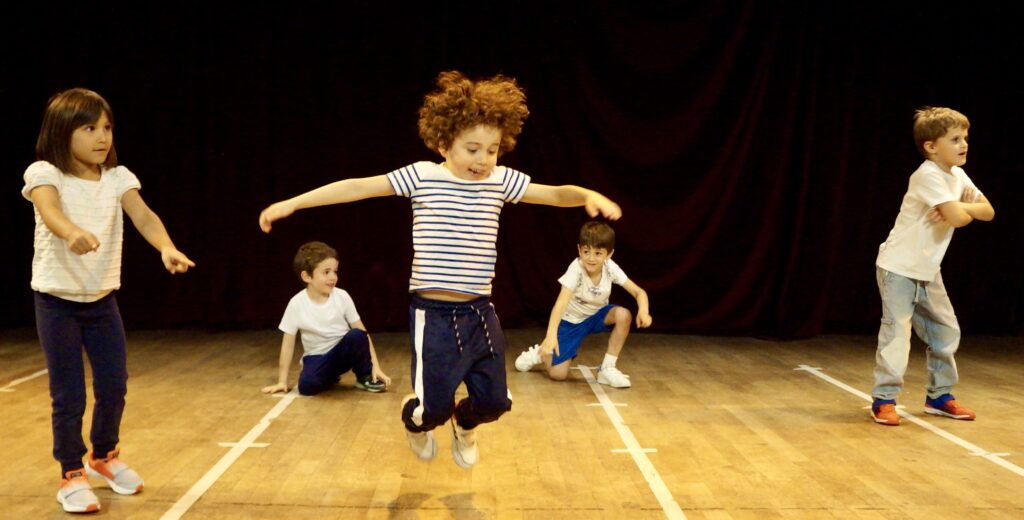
[873,267,960,401]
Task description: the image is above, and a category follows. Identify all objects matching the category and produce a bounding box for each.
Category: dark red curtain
[3,2,1022,337]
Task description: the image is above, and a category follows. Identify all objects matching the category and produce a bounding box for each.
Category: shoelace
[450,304,495,358]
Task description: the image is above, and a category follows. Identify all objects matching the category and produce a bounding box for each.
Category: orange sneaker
[86,449,144,495]
[924,395,976,421]
[871,400,900,426]
[57,468,100,513]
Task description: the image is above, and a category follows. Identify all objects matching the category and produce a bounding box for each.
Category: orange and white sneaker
[924,394,976,421]
[57,469,100,513]
[871,400,900,426]
[86,449,144,495]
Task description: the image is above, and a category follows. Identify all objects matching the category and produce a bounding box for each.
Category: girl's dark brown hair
[35,88,117,173]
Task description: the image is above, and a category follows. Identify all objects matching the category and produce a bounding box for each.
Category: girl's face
[69,112,113,176]
[439,125,502,181]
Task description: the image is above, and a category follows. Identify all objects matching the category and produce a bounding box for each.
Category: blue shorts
[551,304,615,366]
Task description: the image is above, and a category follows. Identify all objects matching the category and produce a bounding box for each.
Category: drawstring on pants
[450,304,496,358]
[913,280,928,304]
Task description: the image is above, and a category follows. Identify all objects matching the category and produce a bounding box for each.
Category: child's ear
[922,140,937,155]
[607,249,615,259]
[300,271,313,284]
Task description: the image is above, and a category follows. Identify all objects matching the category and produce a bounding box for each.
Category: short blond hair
[913,107,969,158]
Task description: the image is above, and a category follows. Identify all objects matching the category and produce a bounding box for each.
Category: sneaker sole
[514,355,540,372]
[514,362,535,372]
[871,414,900,426]
[924,406,975,420]
[85,465,143,495]
[56,491,100,513]
[354,382,386,393]
[596,376,631,388]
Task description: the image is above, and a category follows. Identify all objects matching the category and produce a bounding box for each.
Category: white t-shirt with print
[557,257,629,324]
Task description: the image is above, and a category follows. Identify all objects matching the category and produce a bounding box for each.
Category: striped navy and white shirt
[386,161,531,296]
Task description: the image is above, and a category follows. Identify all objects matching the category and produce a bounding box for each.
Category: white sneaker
[514,344,542,372]
[597,366,631,388]
[57,469,100,513]
[401,394,437,461]
[406,429,437,461]
[86,449,144,495]
[450,418,478,469]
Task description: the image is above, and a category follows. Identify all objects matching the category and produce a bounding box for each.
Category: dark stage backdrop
[3,3,1022,338]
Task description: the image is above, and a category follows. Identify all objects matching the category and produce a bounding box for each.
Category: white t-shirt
[22,161,141,302]
[558,257,629,324]
[278,287,362,357]
[876,160,982,281]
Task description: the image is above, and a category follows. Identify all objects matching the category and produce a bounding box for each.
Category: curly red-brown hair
[418,71,529,155]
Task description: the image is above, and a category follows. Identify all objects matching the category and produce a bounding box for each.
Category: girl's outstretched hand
[259,200,296,233]
[162,248,195,274]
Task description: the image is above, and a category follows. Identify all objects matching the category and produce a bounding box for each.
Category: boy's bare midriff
[417,289,479,302]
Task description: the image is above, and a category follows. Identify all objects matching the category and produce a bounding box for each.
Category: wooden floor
[2,328,1022,519]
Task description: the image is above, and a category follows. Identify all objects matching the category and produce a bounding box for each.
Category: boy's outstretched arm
[540,286,575,357]
[621,280,652,328]
[262,333,297,394]
[352,320,392,387]
[259,175,396,232]
[520,184,622,220]
[122,189,195,273]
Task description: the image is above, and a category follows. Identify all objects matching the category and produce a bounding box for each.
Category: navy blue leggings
[34,292,127,474]
[297,329,372,395]
[401,295,512,433]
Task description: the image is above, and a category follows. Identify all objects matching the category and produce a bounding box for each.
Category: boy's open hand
[259,200,297,233]
[926,207,945,224]
[961,186,980,203]
[636,312,652,328]
[262,383,289,394]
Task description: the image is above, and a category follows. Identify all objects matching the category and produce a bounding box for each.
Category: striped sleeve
[386,162,425,198]
[500,167,531,203]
